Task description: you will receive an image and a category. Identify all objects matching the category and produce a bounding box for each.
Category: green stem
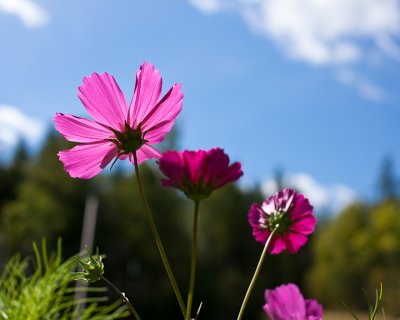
[236,224,280,320]
[186,201,200,320]
[101,275,141,320]
[133,152,186,317]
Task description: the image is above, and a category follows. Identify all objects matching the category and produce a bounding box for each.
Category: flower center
[259,208,293,233]
[108,122,146,155]
[182,177,213,202]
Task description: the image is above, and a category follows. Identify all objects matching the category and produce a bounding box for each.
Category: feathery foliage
[0,239,129,320]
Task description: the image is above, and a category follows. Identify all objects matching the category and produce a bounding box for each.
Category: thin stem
[236,225,280,320]
[101,275,141,320]
[133,152,186,317]
[185,201,200,320]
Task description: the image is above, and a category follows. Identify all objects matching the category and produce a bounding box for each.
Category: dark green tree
[308,200,400,316]
[0,132,94,257]
[378,156,398,201]
[0,140,30,208]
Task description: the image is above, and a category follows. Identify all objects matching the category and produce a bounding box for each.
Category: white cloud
[0,0,49,27]
[241,0,400,65]
[0,105,45,150]
[262,172,357,214]
[190,0,400,65]
[188,0,222,14]
[188,0,400,101]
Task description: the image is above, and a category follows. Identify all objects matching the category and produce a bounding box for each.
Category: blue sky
[0,0,399,212]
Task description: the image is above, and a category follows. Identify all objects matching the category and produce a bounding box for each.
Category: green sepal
[74,247,104,283]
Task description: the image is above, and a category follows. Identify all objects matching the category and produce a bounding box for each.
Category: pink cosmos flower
[248,188,316,254]
[263,283,323,320]
[158,148,243,201]
[54,62,183,179]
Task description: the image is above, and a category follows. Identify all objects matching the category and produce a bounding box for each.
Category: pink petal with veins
[58,142,117,179]
[141,84,183,139]
[78,72,127,131]
[53,113,113,143]
[129,62,162,127]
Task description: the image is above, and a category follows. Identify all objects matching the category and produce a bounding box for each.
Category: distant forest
[1,131,399,319]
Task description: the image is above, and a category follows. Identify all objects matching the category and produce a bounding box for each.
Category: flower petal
[78,72,127,131]
[248,203,263,228]
[58,142,117,179]
[128,62,162,127]
[140,84,183,139]
[248,203,273,244]
[264,284,306,319]
[263,304,277,320]
[283,232,309,254]
[253,228,270,245]
[305,299,323,318]
[262,197,277,215]
[158,150,186,187]
[291,194,314,220]
[53,113,113,143]
[183,149,206,185]
[290,214,317,235]
[214,162,243,188]
[202,148,229,185]
[276,188,295,212]
[268,235,288,254]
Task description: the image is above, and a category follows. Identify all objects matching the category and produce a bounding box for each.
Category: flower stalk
[236,224,280,320]
[185,200,200,320]
[75,248,142,319]
[133,151,186,317]
[100,275,142,320]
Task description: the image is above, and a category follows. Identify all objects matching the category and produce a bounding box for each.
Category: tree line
[0,131,399,318]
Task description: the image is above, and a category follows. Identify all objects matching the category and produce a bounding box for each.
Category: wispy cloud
[188,0,222,14]
[262,172,357,213]
[376,34,400,62]
[188,0,400,101]
[336,69,385,101]
[240,0,400,66]
[0,105,45,151]
[0,0,50,27]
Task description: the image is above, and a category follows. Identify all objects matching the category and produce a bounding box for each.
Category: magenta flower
[158,148,243,201]
[248,188,316,254]
[263,283,323,320]
[54,62,183,179]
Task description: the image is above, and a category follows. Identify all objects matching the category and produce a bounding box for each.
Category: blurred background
[0,0,400,318]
